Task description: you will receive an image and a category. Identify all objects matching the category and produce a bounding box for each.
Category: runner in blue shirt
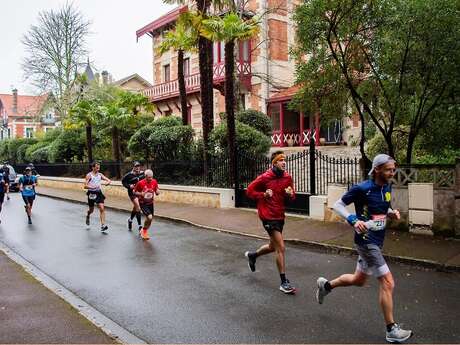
[315,154,412,343]
[19,167,38,224]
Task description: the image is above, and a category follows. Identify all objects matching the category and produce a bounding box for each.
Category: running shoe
[279,280,296,294]
[140,228,150,240]
[28,217,32,225]
[244,251,257,272]
[101,225,108,233]
[316,277,330,304]
[85,215,90,226]
[386,324,413,343]
[7,196,10,200]
[128,218,133,231]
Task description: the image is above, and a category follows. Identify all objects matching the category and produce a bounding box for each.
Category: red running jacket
[246,169,295,221]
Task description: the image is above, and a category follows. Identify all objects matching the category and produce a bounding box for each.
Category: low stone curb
[38,192,460,273]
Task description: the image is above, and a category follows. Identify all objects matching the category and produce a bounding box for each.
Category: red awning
[267,85,302,103]
[136,5,188,40]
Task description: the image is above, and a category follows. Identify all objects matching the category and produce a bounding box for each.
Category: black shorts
[22,195,35,206]
[87,190,105,207]
[262,219,285,234]
[0,192,4,203]
[140,203,154,216]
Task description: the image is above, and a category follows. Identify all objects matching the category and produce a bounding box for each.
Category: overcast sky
[0,0,175,95]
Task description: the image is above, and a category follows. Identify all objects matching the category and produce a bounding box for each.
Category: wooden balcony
[143,61,251,102]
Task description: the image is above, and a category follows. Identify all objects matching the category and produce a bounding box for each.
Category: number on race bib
[88,193,97,200]
[370,214,387,231]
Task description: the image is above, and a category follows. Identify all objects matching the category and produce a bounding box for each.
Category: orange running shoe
[140,228,150,240]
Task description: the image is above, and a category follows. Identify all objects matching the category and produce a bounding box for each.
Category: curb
[38,192,460,273]
[0,241,147,344]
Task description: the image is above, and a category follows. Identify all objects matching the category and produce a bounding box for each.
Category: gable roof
[267,85,302,103]
[0,93,49,118]
[113,73,152,88]
[136,5,188,39]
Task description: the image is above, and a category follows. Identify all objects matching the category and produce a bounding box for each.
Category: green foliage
[25,141,50,162]
[128,116,194,161]
[128,124,155,161]
[366,129,408,162]
[236,109,272,136]
[14,139,38,163]
[148,125,194,161]
[48,128,85,162]
[414,148,460,164]
[209,121,271,157]
[293,0,460,163]
[28,146,51,163]
[151,116,182,128]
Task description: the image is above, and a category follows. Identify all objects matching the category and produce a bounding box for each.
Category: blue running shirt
[19,175,37,197]
[342,179,392,247]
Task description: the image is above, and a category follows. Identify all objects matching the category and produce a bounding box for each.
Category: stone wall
[37,177,235,209]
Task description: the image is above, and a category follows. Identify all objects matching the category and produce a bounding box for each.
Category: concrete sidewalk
[37,186,460,271]
[0,250,116,344]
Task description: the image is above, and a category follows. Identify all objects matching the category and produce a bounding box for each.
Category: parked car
[1,164,19,192]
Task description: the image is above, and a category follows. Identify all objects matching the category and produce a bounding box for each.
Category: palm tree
[99,87,152,178]
[157,22,197,125]
[201,12,259,186]
[67,98,100,163]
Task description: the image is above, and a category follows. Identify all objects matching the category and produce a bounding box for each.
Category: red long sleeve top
[246,169,295,221]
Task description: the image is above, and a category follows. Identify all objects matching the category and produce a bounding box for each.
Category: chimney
[101,70,109,85]
[12,89,18,114]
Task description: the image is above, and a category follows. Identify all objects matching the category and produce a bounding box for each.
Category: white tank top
[86,172,102,191]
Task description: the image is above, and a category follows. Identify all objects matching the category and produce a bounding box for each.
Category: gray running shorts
[355,244,390,277]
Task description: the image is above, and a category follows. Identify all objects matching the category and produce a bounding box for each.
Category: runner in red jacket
[244,151,296,294]
[134,169,159,240]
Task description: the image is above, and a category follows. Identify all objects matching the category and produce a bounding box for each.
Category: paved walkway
[37,186,460,270]
[0,250,116,344]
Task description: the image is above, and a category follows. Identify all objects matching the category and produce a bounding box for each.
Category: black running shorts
[262,219,285,234]
[140,203,154,217]
[0,192,4,204]
[22,195,35,206]
[87,190,105,207]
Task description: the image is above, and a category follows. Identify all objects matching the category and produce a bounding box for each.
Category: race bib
[25,185,33,190]
[144,192,153,200]
[88,193,98,200]
[370,214,387,231]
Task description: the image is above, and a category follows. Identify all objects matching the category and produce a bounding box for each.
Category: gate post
[309,135,316,195]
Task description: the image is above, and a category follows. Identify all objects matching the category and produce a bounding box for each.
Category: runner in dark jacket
[121,161,145,231]
[244,150,296,294]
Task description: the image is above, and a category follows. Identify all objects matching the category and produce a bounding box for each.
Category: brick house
[136,1,360,147]
[0,89,58,140]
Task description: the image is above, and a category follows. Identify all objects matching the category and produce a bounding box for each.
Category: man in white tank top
[84,162,111,233]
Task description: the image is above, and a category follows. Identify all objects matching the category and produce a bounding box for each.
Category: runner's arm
[83,174,90,189]
[19,177,23,192]
[101,174,111,185]
[121,173,131,189]
[246,175,266,200]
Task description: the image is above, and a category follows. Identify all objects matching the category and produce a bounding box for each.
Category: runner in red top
[244,150,296,294]
[133,169,159,240]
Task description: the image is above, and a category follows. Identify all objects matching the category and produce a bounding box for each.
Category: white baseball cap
[368,154,395,175]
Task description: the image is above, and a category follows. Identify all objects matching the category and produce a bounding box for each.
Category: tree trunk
[197,0,213,183]
[178,50,188,125]
[406,130,416,164]
[85,124,93,163]
[385,133,395,158]
[225,40,237,188]
[358,112,371,178]
[111,127,121,179]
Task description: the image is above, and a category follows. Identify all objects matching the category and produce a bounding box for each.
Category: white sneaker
[386,323,413,343]
[316,277,330,304]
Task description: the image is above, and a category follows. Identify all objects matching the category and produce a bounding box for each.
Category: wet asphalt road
[0,193,459,344]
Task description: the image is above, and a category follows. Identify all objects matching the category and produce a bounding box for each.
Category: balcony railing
[143,61,251,102]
